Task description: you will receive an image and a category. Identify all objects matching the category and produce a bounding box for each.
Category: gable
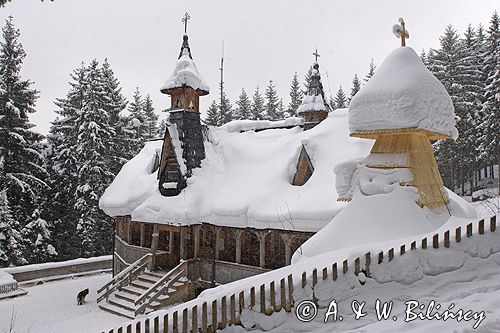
[158,130,184,196]
[292,145,314,186]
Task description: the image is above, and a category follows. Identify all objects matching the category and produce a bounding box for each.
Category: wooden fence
[0,281,18,295]
[104,215,497,333]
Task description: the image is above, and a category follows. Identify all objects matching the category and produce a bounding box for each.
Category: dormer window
[292,145,314,186]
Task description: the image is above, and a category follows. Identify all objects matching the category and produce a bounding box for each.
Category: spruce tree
[0,190,25,266]
[364,58,376,83]
[143,94,159,139]
[350,74,361,101]
[478,11,500,192]
[265,80,280,120]
[288,72,303,116]
[0,16,48,258]
[303,67,313,95]
[251,87,265,120]
[157,119,167,136]
[22,209,57,263]
[74,60,115,257]
[219,82,233,125]
[234,88,252,120]
[334,86,348,109]
[205,100,220,126]
[128,87,148,148]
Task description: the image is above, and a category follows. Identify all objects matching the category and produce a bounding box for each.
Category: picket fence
[103,215,497,333]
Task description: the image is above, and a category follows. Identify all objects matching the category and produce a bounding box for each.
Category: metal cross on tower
[393,17,409,47]
[182,12,191,34]
[313,47,320,62]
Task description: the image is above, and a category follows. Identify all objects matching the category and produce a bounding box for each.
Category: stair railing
[97,253,152,303]
[134,260,188,315]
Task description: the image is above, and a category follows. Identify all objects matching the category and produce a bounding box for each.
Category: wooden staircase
[97,254,189,318]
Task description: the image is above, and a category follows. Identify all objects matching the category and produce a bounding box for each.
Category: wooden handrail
[97,253,152,302]
[134,261,187,306]
[134,271,184,316]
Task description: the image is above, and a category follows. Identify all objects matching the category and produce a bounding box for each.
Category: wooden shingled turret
[297,49,331,130]
[158,13,209,196]
[347,18,458,210]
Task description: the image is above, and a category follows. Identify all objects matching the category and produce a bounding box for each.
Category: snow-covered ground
[0,273,124,333]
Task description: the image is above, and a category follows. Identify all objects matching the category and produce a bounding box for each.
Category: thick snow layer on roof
[349,47,458,138]
[220,117,303,133]
[161,48,209,93]
[293,182,477,263]
[296,94,328,114]
[99,142,160,216]
[100,109,372,231]
[0,270,15,285]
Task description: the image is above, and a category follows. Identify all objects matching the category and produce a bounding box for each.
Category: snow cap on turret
[161,34,209,96]
[349,46,458,139]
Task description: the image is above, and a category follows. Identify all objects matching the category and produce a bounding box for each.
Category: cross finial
[393,17,409,47]
[182,12,191,34]
[313,47,320,62]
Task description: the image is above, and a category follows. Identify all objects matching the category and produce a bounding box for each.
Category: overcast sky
[0,0,498,134]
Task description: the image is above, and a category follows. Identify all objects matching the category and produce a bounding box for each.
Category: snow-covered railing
[97,253,152,303]
[103,215,498,333]
[0,281,17,295]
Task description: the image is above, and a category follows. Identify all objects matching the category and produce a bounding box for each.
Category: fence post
[211,300,217,333]
[301,272,306,288]
[192,306,198,333]
[239,291,245,313]
[411,241,416,250]
[127,324,132,333]
[173,311,178,333]
[250,287,256,309]
[260,284,266,314]
[221,296,227,329]
[154,317,159,333]
[287,274,294,308]
[354,258,360,275]
[163,314,168,333]
[145,318,150,333]
[136,321,141,333]
[467,223,473,237]
[378,251,383,264]
[118,327,123,333]
[230,294,236,324]
[443,231,449,248]
[182,308,188,333]
[388,248,394,261]
[312,269,318,286]
[332,263,338,281]
[479,219,484,234]
[270,282,276,312]
[365,252,371,277]
[421,238,427,249]
[322,267,328,280]
[343,260,348,274]
[456,227,461,242]
[433,234,439,249]
[400,245,405,256]
[280,278,286,312]
[491,216,497,232]
[202,302,207,333]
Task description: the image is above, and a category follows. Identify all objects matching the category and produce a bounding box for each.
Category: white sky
[0,0,498,134]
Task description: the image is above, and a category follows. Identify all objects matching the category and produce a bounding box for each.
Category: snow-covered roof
[296,94,328,114]
[99,109,372,232]
[349,47,458,139]
[220,117,304,133]
[160,36,209,95]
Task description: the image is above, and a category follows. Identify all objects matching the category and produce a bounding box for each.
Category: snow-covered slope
[349,47,457,139]
[100,110,372,232]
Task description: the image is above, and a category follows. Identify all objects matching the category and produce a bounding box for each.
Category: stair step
[138,274,160,284]
[131,279,153,290]
[173,281,186,287]
[115,291,138,303]
[121,285,146,296]
[99,302,135,319]
[145,271,164,279]
[108,295,136,312]
[179,276,188,283]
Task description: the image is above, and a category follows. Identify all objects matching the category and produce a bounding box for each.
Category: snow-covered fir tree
[251,87,266,120]
[478,11,500,190]
[234,88,252,120]
[0,16,48,262]
[265,80,281,120]
[288,72,303,116]
[364,58,376,83]
[0,189,26,266]
[350,74,361,101]
[219,82,233,125]
[73,59,116,257]
[22,209,57,263]
[333,85,348,109]
[205,100,220,126]
[303,67,313,95]
[143,94,159,139]
[127,87,149,148]
[157,119,167,137]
